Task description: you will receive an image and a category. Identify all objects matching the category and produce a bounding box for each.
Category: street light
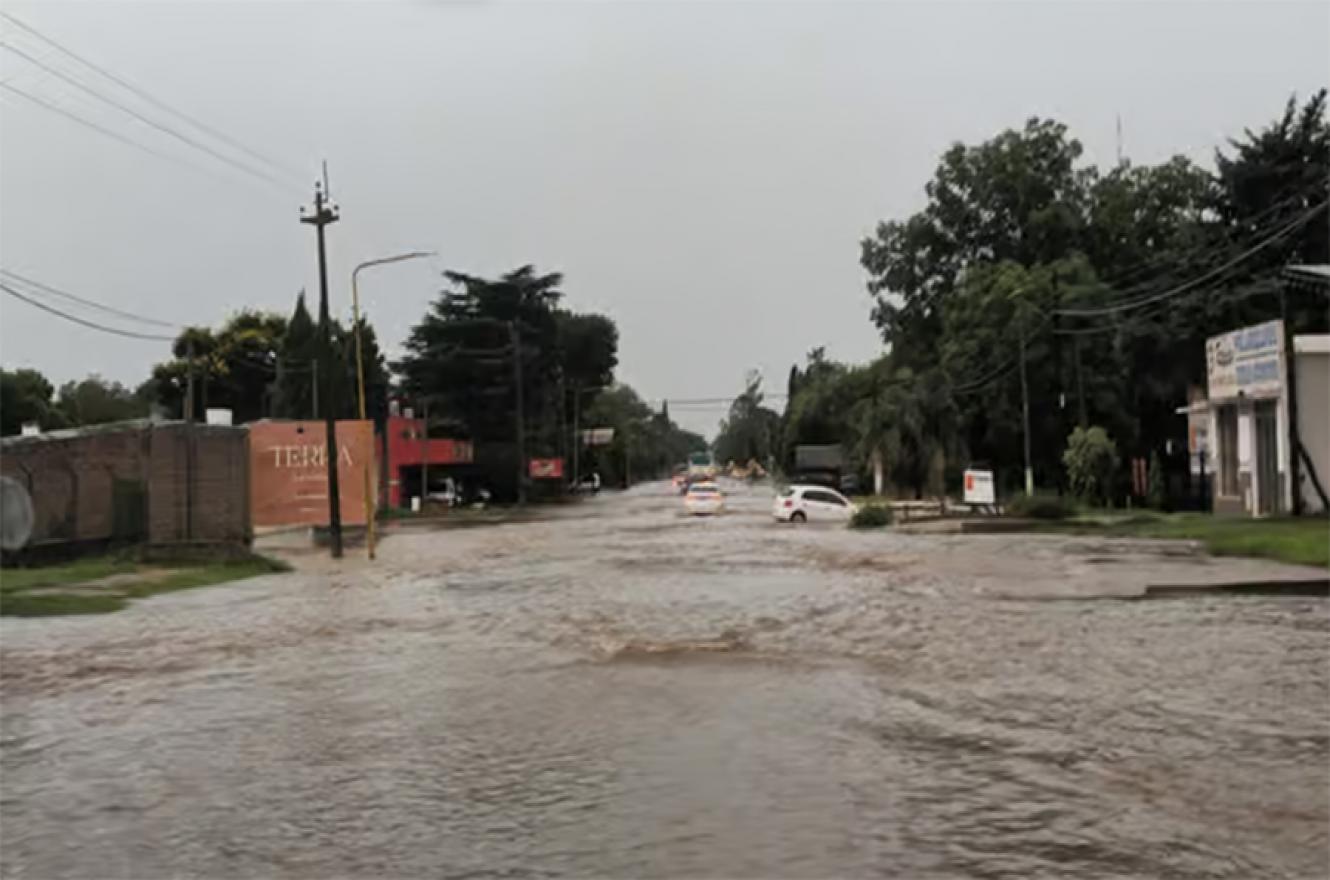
[351,250,435,559]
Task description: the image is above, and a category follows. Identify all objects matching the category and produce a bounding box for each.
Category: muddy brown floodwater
[2,482,1327,879]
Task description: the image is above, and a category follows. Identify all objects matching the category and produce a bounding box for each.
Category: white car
[683,481,725,516]
[773,484,856,523]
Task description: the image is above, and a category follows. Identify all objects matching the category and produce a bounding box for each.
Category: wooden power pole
[301,175,343,558]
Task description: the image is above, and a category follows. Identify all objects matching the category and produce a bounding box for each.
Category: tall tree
[397,266,619,461]
[1,368,62,435]
[714,372,781,466]
[397,266,565,444]
[1213,89,1329,333]
[151,312,287,423]
[861,118,1090,364]
[275,292,318,418]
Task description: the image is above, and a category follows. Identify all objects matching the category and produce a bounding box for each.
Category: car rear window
[690,486,718,495]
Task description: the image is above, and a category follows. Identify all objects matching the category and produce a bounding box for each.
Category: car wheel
[790,511,806,523]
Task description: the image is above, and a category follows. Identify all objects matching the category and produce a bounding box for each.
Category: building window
[1217,405,1238,496]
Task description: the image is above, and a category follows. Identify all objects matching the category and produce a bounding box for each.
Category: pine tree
[276,292,317,418]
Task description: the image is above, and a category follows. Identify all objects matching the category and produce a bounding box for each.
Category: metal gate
[1254,401,1281,515]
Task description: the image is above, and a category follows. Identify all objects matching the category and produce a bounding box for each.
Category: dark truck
[793,445,858,494]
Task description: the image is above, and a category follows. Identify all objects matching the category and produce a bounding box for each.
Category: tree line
[3,266,704,494]
[716,91,1328,502]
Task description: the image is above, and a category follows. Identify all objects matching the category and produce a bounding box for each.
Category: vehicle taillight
[783,499,793,508]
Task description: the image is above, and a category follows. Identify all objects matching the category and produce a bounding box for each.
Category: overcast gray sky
[1,0,1326,437]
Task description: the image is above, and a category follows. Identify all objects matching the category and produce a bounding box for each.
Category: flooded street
[2,482,1327,879]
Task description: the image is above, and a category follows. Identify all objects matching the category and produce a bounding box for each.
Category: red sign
[528,458,565,479]
[249,420,375,527]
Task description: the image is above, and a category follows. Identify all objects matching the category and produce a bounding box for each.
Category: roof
[1284,265,1330,283]
[0,418,245,448]
[1295,335,1330,355]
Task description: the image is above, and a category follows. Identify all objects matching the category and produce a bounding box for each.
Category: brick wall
[2,421,250,550]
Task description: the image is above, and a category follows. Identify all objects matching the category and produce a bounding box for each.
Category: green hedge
[1007,494,1076,520]
[850,504,893,528]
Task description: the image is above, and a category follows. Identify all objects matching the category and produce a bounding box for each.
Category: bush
[850,504,893,528]
[1063,426,1119,506]
[1147,450,1167,510]
[1007,493,1075,520]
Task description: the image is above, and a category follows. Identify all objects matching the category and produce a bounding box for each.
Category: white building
[1194,317,1329,517]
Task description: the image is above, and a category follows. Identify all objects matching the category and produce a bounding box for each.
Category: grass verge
[1039,512,1329,568]
[1,552,289,617]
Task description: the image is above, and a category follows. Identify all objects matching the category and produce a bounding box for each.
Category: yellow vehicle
[687,451,718,481]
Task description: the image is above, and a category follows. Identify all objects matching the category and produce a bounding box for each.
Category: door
[805,489,851,521]
[824,489,854,521]
[1254,401,1280,515]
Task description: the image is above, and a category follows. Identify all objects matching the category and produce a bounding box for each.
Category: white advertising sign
[580,427,615,446]
[963,469,995,505]
[1206,320,1284,401]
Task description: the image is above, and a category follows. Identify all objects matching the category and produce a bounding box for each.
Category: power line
[1055,200,1327,318]
[0,79,219,175]
[0,10,301,181]
[1,282,174,341]
[0,268,178,328]
[1083,177,1324,293]
[0,40,300,195]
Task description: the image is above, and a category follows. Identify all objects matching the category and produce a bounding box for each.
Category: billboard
[580,427,615,447]
[1206,320,1284,401]
[528,458,565,479]
[249,420,375,527]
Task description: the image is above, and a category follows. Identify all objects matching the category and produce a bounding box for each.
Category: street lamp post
[351,251,435,559]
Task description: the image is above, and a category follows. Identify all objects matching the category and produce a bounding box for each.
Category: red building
[377,413,474,508]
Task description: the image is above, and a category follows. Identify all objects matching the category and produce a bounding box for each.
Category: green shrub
[1147,450,1167,510]
[1007,493,1075,520]
[1063,425,1119,506]
[850,504,893,528]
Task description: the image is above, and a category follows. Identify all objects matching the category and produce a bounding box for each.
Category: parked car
[574,472,601,495]
[772,484,856,523]
[683,481,725,516]
[426,477,459,507]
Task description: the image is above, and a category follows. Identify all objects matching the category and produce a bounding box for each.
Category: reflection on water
[2,482,1327,878]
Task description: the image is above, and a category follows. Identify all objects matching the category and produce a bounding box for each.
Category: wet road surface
[2,482,1327,878]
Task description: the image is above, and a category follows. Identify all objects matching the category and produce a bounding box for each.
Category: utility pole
[1281,285,1304,515]
[301,176,343,558]
[1018,313,1034,497]
[509,321,526,504]
[184,337,196,540]
[571,383,581,489]
[1073,335,1087,428]
[420,397,429,508]
[185,337,196,422]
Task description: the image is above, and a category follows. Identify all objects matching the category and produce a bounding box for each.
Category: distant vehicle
[773,484,856,523]
[426,477,459,507]
[575,472,601,495]
[687,451,718,481]
[683,481,725,516]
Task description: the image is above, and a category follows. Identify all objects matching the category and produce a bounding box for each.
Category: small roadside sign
[963,469,995,505]
[529,458,565,479]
